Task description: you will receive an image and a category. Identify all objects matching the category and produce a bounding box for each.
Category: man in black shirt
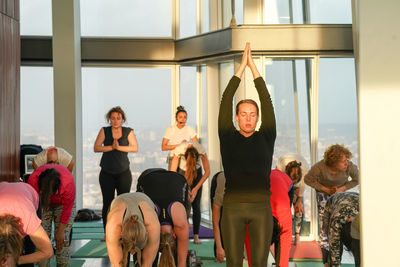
[218,43,276,267]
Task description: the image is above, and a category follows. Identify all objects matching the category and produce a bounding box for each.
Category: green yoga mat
[72,221,103,228]
[295,263,355,267]
[73,227,104,233]
[72,232,105,240]
[72,240,108,258]
[50,259,85,267]
[189,240,215,260]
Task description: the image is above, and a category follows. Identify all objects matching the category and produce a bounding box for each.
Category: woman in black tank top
[94,106,139,232]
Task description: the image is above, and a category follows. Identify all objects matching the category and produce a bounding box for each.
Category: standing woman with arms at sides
[106,192,160,267]
[304,144,359,267]
[162,106,199,168]
[169,142,210,244]
[218,42,276,267]
[94,106,138,232]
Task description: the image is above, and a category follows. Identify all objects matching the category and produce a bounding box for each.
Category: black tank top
[100,126,132,174]
[137,168,188,225]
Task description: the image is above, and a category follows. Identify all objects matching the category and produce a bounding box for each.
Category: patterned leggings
[316,192,330,263]
[39,205,76,267]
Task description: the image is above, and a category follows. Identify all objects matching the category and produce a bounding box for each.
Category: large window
[80,0,172,37]
[179,0,197,38]
[20,67,54,146]
[265,58,312,235]
[82,67,171,209]
[318,58,358,164]
[20,0,52,35]
[179,66,197,130]
[264,0,352,24]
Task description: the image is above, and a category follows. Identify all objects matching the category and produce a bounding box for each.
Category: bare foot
[194,235,202,244]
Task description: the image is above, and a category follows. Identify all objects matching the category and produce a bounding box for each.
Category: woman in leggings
[137,168,189,267]
[169,142,210,244]
[218,43,276,267]
[94,106,138,232]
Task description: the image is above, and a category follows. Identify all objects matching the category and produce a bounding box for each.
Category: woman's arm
[161,138,180,151]
[141,204,160,267]
[18,226,53,264]
[171,203,189,267]
[212,204,225,262]
[248,45,276,139]
[94,128,113,153]
[169,155,179,172]
[114,130,138,153]
[106,206,124,266]
[190,153,210,201]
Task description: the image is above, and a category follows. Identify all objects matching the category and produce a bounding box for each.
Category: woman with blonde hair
[137,169,189,267]
[106,192,160,267]
[169,142,210,244]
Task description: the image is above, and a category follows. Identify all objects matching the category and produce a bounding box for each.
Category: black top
[100,126,132,174]
[218,76,276,204]
[137,168,188,225]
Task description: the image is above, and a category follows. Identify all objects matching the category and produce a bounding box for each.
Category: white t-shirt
[163,125,197,156]
[275,153,309,197]
[33,147,73,168]
[171,142,205,171]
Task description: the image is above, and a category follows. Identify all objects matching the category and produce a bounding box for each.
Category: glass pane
[200,65,209,219]
[200,66,208,150]
[318,58,358,164]
[20,67,54,146]
[180,0,197,38]
[265,58,312,236]
[179,66,197,131]
[80,0,172,37]
[201,0,210,33]
[264,0,305,24]
[82,67,171,209]
[20,0,52,35]
[309,0,352,24]
[219,62,234,98]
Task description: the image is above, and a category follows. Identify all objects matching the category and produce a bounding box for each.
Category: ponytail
[120,215,148,267]
[184,147,199,186]
[158,233,176,267]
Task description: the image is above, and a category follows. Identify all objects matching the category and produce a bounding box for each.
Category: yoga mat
[72,221,103,228]
[50,259,85,267]
[71,232,105,240]
[73,227,104,233]
[188,240,215,260]
[71,240,108,258]
[189,225,214,239]
[290,241,322,260]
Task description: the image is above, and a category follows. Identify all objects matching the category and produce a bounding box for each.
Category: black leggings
[180,168,203,235]
[221,201,273,267]
[99,168,132,229]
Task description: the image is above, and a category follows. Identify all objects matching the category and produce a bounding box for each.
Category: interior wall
[0,0,20,182]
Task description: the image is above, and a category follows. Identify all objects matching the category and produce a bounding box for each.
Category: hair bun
[176,105,185,112]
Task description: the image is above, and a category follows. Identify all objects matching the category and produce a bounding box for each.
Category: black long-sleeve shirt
[218,76,276,204]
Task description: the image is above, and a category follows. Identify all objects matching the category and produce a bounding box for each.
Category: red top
[0,182,42,236]
[270,169,293,267]
[28,164,76,224]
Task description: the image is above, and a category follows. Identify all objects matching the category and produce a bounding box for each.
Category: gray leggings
[221,201,273,267]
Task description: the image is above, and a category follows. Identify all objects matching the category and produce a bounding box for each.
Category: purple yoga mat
[189,225,214,239]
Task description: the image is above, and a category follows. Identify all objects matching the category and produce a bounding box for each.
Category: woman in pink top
[0,182,53,266]
[28,164,76,267]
